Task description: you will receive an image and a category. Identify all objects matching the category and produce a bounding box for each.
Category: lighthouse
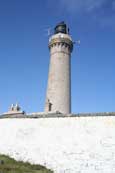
[45,22,73,114]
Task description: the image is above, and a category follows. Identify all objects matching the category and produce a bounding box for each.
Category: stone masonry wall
[0,116,115,173]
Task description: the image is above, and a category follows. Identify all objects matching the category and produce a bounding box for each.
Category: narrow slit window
[49,103,52,111]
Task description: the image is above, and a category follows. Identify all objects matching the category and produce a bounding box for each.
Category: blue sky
[0,0,115,114]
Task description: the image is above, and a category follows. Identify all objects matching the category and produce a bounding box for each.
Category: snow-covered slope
[0,116,115,173]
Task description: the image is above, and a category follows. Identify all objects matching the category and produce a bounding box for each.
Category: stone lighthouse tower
[45,22,73,114]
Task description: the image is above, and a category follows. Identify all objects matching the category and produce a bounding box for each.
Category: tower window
[47,99,52,112]
[49,102,52,111]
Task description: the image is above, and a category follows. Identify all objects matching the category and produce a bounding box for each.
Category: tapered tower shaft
[45,22,73,114]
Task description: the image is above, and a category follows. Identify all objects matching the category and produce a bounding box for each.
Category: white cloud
[55,0,115,28]
[58,0,105,13]
[99,14,115,29]
[47,0,115,28]
[112,1,115,10]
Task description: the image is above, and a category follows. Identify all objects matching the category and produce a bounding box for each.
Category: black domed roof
[54,21,69,34]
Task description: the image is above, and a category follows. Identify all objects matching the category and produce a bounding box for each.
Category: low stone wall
[0,116,115,173]
[1,112,115,118]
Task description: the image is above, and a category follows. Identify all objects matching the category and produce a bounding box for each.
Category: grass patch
[0,154,53,173]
